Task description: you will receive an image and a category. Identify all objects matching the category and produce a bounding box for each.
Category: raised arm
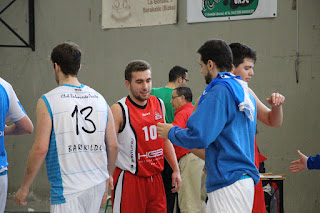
[14,98,51,206]
[249,88,285,128]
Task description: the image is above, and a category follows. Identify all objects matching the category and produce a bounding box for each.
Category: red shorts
[112,167,166,213]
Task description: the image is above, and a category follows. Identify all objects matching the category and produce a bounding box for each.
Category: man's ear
[54,63,60,73]
[207,60,214,69]
[125,80,130,90]
[231,64,235,74]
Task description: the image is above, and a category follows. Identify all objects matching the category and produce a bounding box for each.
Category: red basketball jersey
[115,95,165,177]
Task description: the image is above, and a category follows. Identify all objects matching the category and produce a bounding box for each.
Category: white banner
[187,0,277,23]
[102,0,177,29]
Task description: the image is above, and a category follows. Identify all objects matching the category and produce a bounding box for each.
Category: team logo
[138,148,163,160]
[154,111,162,120]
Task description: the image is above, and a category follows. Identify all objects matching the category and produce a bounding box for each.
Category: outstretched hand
[157,123,174,139]
[266,93,285,106]
[290,150,308,173]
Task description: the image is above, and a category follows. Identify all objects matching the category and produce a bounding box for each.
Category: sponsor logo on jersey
[142,112,150,117]
[138,148,163,160]
[154,111,162,121]
[74,88,82,91]
[0,131,4,137]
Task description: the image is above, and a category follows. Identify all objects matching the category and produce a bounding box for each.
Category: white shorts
[51,181,106,213]
[207,177,254,213]
[0,172,8,213]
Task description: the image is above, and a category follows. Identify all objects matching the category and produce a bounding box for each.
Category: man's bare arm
[14,98,51,206]
[5,115,34,135]
[249,88,285,128]
[102,106,119,205]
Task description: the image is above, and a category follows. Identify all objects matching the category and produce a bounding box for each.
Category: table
[261,174,286,213]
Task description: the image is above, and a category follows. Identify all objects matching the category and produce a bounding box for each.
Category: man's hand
[157,123,174,139]
[266,93,285,106]
[14,187,29,206]
[290,150,308,173]
[101,177,113,206]
[171,170,182,193]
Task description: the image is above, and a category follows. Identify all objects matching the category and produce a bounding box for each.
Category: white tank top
[42,84,109,204]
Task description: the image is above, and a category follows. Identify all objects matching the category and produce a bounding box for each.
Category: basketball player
[111,60,181,213]
[14,42,118,213]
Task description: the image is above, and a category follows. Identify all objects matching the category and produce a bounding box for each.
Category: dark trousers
[161,159,180,213]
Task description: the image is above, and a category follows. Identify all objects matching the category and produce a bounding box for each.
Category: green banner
[202,0,259,18]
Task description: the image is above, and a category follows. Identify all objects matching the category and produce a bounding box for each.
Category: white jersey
[42,84,109,204]
[0,77,26,172]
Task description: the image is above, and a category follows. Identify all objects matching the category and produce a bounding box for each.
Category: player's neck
[166,82,176,89]
[59,76,81,87]
[128,94,147,107]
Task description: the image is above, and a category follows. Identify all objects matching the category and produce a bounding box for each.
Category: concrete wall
[1,0,320,212]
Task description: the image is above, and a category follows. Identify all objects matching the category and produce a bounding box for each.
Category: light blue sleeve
[168,86,228,149]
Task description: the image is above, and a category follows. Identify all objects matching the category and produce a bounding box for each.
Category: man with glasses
[171,86,204,213]
[150,65,189,213]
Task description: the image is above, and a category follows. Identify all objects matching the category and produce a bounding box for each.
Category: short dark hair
[51,41,81,76]
[125,60,151,82]
[229,42,257,67]
[169,66,188,82]
[197,39,233,72]
[175,86,193,103]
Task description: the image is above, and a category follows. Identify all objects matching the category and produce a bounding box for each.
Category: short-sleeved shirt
[0,77,26,172]
[150,87,174,123]
[172,102,194,160]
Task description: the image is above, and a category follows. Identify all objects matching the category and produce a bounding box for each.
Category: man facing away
[0,78,34,212]
[150,65,188,213]
[14,42,118,213]
[170,86,204,213]
[111,60,181,213]
[157,39,260,213]
[230,42,285,213]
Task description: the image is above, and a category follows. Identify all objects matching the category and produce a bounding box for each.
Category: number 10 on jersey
[142,125,158,141]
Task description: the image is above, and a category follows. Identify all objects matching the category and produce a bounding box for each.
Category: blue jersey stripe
[41,95,53,121]
[45,128,66,204]
[0,84,9,169]
[42,96,66,204]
